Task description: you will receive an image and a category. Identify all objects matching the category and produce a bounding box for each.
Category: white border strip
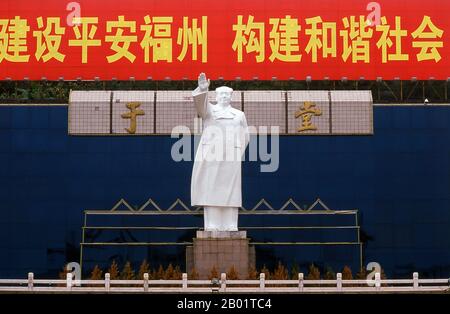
[1,103,450,107]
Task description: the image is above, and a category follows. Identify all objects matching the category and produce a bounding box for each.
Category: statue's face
[216,90,232,105]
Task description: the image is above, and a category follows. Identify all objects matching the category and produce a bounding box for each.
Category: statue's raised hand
[198,72,210,92]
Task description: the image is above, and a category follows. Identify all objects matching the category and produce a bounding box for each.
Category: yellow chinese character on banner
[141,16,173,63]
[33,17,66,62]
[411,16,444,62]
[376,16,408,63]
[69,17,101,63]
[232,15,265,63]
[305,16,337,62]
[177,16,207,62]
[295,101,322,132]
[0,16,30,63]
[121,102,145,134]
[105,16,137,63]
[269,15,301,62]
[340,15,373,63]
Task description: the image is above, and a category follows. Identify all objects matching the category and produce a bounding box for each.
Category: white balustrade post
[259,273,265,291]
[182,273,188,290]
[375,272,381,291]
[28,272,34,291]
[413,272,419,290]
[143,273,149,292]
[66,272,73,290]
[298,273,304,292]
[337,273,342,291]
[220,273,226,292]
[105,273,110,292]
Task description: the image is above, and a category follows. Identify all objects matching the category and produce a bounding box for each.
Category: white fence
[0,272,448,293]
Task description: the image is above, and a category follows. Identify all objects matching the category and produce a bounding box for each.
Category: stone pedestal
[186,231,255,279]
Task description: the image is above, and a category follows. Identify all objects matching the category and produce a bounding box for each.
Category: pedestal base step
[186,231,255,279]
[196,230,247,239]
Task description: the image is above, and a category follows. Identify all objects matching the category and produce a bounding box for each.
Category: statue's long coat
[190,87,249,207]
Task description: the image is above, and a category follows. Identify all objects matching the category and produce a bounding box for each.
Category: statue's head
[215,86,233,106]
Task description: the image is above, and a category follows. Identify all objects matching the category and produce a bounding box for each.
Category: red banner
[0,0,448,80]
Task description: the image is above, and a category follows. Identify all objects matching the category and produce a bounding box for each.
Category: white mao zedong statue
[191,73,249,231]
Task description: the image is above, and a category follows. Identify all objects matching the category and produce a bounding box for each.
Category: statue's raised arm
[198,72,210,92]
[192,72,210,118]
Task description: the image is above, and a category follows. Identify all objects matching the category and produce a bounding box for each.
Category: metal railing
[0,272,448,293]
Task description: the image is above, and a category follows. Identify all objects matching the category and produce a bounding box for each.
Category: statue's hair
[215,86,233,94]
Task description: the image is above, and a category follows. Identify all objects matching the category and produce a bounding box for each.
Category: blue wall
[0,105,449,278]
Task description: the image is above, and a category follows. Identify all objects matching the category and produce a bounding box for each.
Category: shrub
[355,267,367,280]
[290,263,300,280]
[155,265,165,280]
[137,260,150,280]
[342,266,353,280]
[189,267,199,280]
[172,265,183,280]
[227,265,239,280]
[120,261,135,280]
[260,265,271,280]
[108,260,119,280]
[272,262,289,280]
[90,265,103,280]
[323,267,336,280]
[165,264,175,280]
[306,264,320,280]
[208,266,219,280]
[247,266,258,280]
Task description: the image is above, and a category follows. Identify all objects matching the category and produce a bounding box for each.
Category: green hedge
[0,79,448,104]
